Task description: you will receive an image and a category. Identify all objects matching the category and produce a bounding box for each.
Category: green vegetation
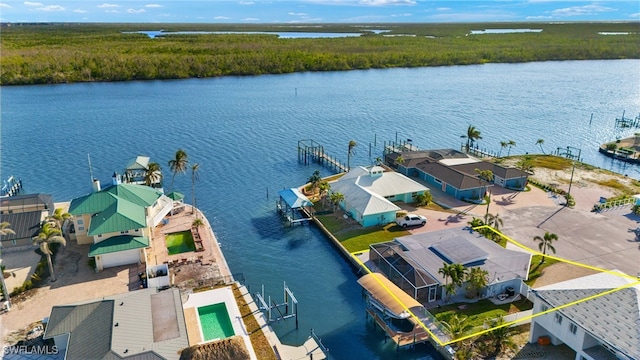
[1,22,638,85]
[316,215,408,252]
[165,231,196,255]
[431,298,533,330]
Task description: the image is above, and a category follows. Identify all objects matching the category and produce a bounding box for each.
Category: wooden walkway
[298,139,348,173]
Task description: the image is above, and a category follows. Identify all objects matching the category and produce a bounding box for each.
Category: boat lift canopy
[358,273,423,320]
[278,188,313,209]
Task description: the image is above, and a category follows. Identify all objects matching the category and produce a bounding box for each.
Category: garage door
[101,249,140,268]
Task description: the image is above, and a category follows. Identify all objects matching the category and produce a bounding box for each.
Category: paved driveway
[500,205,640,276]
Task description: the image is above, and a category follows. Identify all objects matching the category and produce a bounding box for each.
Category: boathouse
[329,166,429,227]
[277,188,313,225]
[385,149,529,201]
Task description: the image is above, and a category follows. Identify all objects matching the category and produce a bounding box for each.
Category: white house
[529,271,640,360]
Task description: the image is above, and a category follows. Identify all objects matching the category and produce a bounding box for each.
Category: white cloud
[73,8,87,13]
[214,16,231,19]
[145,4,162,8]
[24,1,43,6]
[551,4,614,17]
[242,17,259,21]
[436,7,451,11]
[630,12,639,18]
[359,0,415,5]
[126,8,146,13]
[239,1,254,5]
[98,3,119,8]
[36,5,64,11]
[288,12,308,16]
[0,3,11,8]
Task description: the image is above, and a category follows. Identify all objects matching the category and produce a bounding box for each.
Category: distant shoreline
[2,22,639,86]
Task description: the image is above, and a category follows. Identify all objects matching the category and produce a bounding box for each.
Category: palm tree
[486,316,518,357]
[191,163,200,216]
[329,192,344,212]
[499,141,508,157]
[144,161,163,187]
[506,140,516,156]
[32,222,66,282]
[318,181,330,207]
[46,208,71,232]
[439,263,466,301]
[168,149,189,193]
[534,232,558,263]
[394,155,405,167]
[486,213,503,231]
[307,170,322,195]
[536,139,545,154]
[442,314,473,340]
[454,339,479,360]
[464,125,482,153]
[0,222,15,236]
[192,218,204,228]
[374,156,382,166]
[475,168,493,201]
[347,140,357,170]
[466,267,489,299]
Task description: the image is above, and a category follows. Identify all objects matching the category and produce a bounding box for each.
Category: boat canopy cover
[278,188,313,209]
[357,273,423,318]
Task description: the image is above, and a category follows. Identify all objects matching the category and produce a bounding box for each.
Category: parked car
[395,214,427,227]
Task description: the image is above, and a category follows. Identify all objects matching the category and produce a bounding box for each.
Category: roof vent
[124,349,128,354]
[120,302,124,306]
[114,322,119,327]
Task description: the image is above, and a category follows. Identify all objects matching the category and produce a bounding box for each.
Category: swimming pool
[197,302,235,341]
[165,231,196,255]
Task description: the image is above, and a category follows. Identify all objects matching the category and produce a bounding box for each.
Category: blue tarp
[278,188,313,209]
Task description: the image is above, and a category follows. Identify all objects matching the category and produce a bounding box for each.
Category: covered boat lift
[277,188,313,226]
[358,273,451,350]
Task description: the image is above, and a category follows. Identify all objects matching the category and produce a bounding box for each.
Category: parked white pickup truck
[395,214,427,227]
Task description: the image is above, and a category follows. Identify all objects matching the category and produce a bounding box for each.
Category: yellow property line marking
[352,226,640,347]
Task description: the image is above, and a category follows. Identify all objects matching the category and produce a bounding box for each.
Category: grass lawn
[526,255,561,286]
[165,231,196,255]
[431,298,533,330]
[316,214,410,253]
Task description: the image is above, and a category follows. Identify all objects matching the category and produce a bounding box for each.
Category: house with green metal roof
[69,182,173,271]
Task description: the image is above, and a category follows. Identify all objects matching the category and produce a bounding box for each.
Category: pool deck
[148,204,232,279]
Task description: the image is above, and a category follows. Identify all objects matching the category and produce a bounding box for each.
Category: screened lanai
[370,241,440,303]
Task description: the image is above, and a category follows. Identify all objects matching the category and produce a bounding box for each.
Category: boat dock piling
[614,110,640,128]
[298,139,348,173]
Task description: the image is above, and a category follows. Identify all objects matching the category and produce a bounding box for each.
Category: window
[434,178,442,184]
[12,240,17,245]
[554,313,563,325]
[78,226,85,231]
[120,230,130,234]
[98,234,102,238]
[135,229,140,232]
[540,304,548,312]
[77,219,84,225]
[569,323,577,335]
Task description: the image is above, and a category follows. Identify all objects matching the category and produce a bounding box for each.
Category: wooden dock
[298,139,348,173]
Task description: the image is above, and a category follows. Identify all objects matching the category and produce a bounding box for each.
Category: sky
[0,0,639,23]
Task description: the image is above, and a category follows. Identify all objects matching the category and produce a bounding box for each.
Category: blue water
[129,30,363,38]
[2,60,639,359]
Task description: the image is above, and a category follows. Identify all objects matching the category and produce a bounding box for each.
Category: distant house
[368,228,531,303]
[529,271,640,360]
[69,180,173,271]
[330,166,429,227]
[385,149,529,201]
[43,288,189,359]
[0,193,54,251]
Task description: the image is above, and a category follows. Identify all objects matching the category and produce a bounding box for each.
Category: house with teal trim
[329,166,429,227]
[385,149,529,201]
[69,179,173,271]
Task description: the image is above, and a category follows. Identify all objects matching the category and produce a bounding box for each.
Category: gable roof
[534,271,640,359]
[44,288,188,360]
[87,200,147,236]
[350,166,429,197]
[89,235,149,256]
[331,181,400,216]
